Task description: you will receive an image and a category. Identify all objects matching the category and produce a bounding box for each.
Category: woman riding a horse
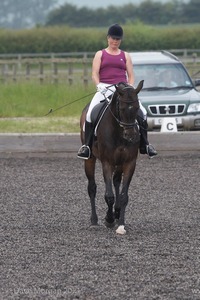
[77,23,157,160]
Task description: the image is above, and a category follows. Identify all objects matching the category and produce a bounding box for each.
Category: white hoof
[116,225,126,235]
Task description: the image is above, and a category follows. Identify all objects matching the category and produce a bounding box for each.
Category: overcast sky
[57,0,189,8]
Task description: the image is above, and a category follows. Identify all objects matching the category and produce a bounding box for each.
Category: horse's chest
[113,146,134,162]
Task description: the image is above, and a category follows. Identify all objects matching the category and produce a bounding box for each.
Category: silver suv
[130,51,200,131]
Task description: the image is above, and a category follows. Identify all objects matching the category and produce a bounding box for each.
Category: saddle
[90,100,109,135]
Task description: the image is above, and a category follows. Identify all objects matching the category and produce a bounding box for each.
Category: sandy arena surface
[1,151,200,299]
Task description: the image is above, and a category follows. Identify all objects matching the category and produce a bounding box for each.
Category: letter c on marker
[167,122,174,130]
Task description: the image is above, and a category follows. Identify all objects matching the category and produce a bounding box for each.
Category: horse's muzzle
[123,126,140,144]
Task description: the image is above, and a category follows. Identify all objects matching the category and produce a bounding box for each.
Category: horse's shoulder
[82,102,90,113]
[80,102,90,128]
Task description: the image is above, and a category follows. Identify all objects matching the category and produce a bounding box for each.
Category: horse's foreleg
[85,158,98,225]
[115,185,129,235]
[105,181,115,226]
[113,168,122,221]
[102,163,115,227]
[117,189,128,226]
[116,164,136,235]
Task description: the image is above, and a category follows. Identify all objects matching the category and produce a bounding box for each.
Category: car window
[133,64,193,89]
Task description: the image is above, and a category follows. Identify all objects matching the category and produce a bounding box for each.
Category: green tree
[182,0,200,23]
[46,3,77,26]
[46,4,113,27]
[120,4,138,23]
[45,1,165,27]
[0,0,56,29]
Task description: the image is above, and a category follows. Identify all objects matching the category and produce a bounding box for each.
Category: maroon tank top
[99,49,127,84]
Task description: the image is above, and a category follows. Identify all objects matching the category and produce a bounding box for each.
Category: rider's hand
[97,83,107,95]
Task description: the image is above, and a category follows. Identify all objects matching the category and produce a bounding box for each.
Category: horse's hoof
[116,225,126,235]
[104,219,115,228]
[90,218,98,226]
[89,224,100,230]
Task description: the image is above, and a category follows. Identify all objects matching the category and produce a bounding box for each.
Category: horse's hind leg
[85,158,98,225]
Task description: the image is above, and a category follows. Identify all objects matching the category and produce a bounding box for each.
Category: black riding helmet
[107,24,123,39]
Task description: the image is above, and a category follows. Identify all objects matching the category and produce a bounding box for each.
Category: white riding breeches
[86,84,147,122]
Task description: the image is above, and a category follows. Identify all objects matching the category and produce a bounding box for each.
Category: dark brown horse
[80,81,144,234]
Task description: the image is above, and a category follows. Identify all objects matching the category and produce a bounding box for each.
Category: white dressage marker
[161,117,177,132]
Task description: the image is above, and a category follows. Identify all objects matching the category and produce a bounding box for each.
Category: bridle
[109,85,139,129]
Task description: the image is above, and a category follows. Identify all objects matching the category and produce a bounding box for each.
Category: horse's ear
[115,82,125,95]
[135,80,144,94]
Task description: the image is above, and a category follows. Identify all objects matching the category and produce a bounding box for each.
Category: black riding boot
[77,121,94,159]
[137,117,157,158]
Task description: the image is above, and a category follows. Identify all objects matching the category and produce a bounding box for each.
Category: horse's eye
[129,105,133,110]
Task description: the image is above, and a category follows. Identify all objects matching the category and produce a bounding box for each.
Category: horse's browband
[117,94,138,104]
